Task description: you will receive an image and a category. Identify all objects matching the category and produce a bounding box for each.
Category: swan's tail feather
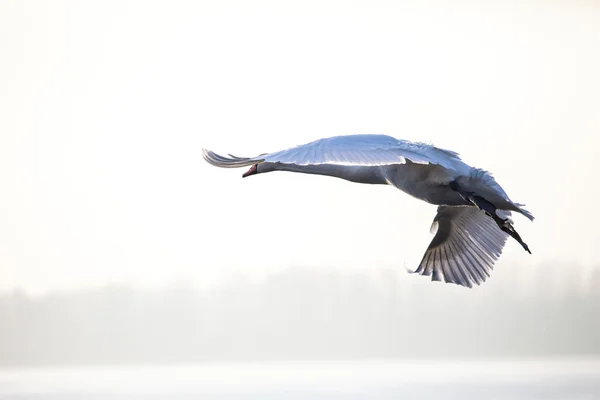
[202,149,264,168]
[514,203,534,221]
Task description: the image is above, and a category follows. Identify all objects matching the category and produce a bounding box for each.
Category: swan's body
[203,134,533,288]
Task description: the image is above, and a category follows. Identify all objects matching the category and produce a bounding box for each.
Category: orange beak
[242,164,258,178]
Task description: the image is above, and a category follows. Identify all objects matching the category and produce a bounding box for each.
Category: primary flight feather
[202,134,533,288]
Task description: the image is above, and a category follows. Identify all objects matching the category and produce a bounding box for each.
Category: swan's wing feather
[202,149,263,168]
[203,134,462,168]
[263,134,461,167]
[413,206,509,288]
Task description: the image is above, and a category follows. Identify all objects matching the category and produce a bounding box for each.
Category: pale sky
[1,0,599,294]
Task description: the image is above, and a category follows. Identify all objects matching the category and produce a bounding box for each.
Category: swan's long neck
[257,162,387,185]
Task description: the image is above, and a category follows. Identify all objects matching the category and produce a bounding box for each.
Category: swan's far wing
[261,134,460,167]
[413,206,509,288]
[203,134,462,169]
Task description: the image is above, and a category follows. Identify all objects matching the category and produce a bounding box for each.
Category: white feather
[202,134,533,288]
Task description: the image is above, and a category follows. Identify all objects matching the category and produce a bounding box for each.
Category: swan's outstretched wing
[412,206,509,288]
[203,134,462,169]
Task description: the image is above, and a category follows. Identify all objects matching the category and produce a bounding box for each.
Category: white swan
[202,134,533,288]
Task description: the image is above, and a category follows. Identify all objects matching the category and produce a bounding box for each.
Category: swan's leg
[500,223,531,254]
[449,181,531,254]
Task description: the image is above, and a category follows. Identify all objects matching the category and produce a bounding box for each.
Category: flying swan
[202,134,533,288]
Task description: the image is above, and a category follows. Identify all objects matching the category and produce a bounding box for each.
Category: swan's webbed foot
[500,221,531,254]
[449,181,531,254]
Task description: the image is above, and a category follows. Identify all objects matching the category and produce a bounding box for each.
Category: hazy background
[1,262,599,366]
[1,0,600,367]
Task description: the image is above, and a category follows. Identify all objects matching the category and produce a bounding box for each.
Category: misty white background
[1,0,599,295]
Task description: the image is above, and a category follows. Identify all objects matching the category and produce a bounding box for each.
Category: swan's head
[242,162,274,178]
[242,164,259,178]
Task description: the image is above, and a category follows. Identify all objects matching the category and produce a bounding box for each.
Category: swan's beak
[242,164,258,178]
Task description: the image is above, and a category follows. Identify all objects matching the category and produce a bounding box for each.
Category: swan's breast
[383,162,467,206]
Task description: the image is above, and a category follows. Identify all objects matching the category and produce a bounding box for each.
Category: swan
[202,134,533,288]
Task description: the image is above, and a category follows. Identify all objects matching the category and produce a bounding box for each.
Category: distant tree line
[0,264,598,366]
